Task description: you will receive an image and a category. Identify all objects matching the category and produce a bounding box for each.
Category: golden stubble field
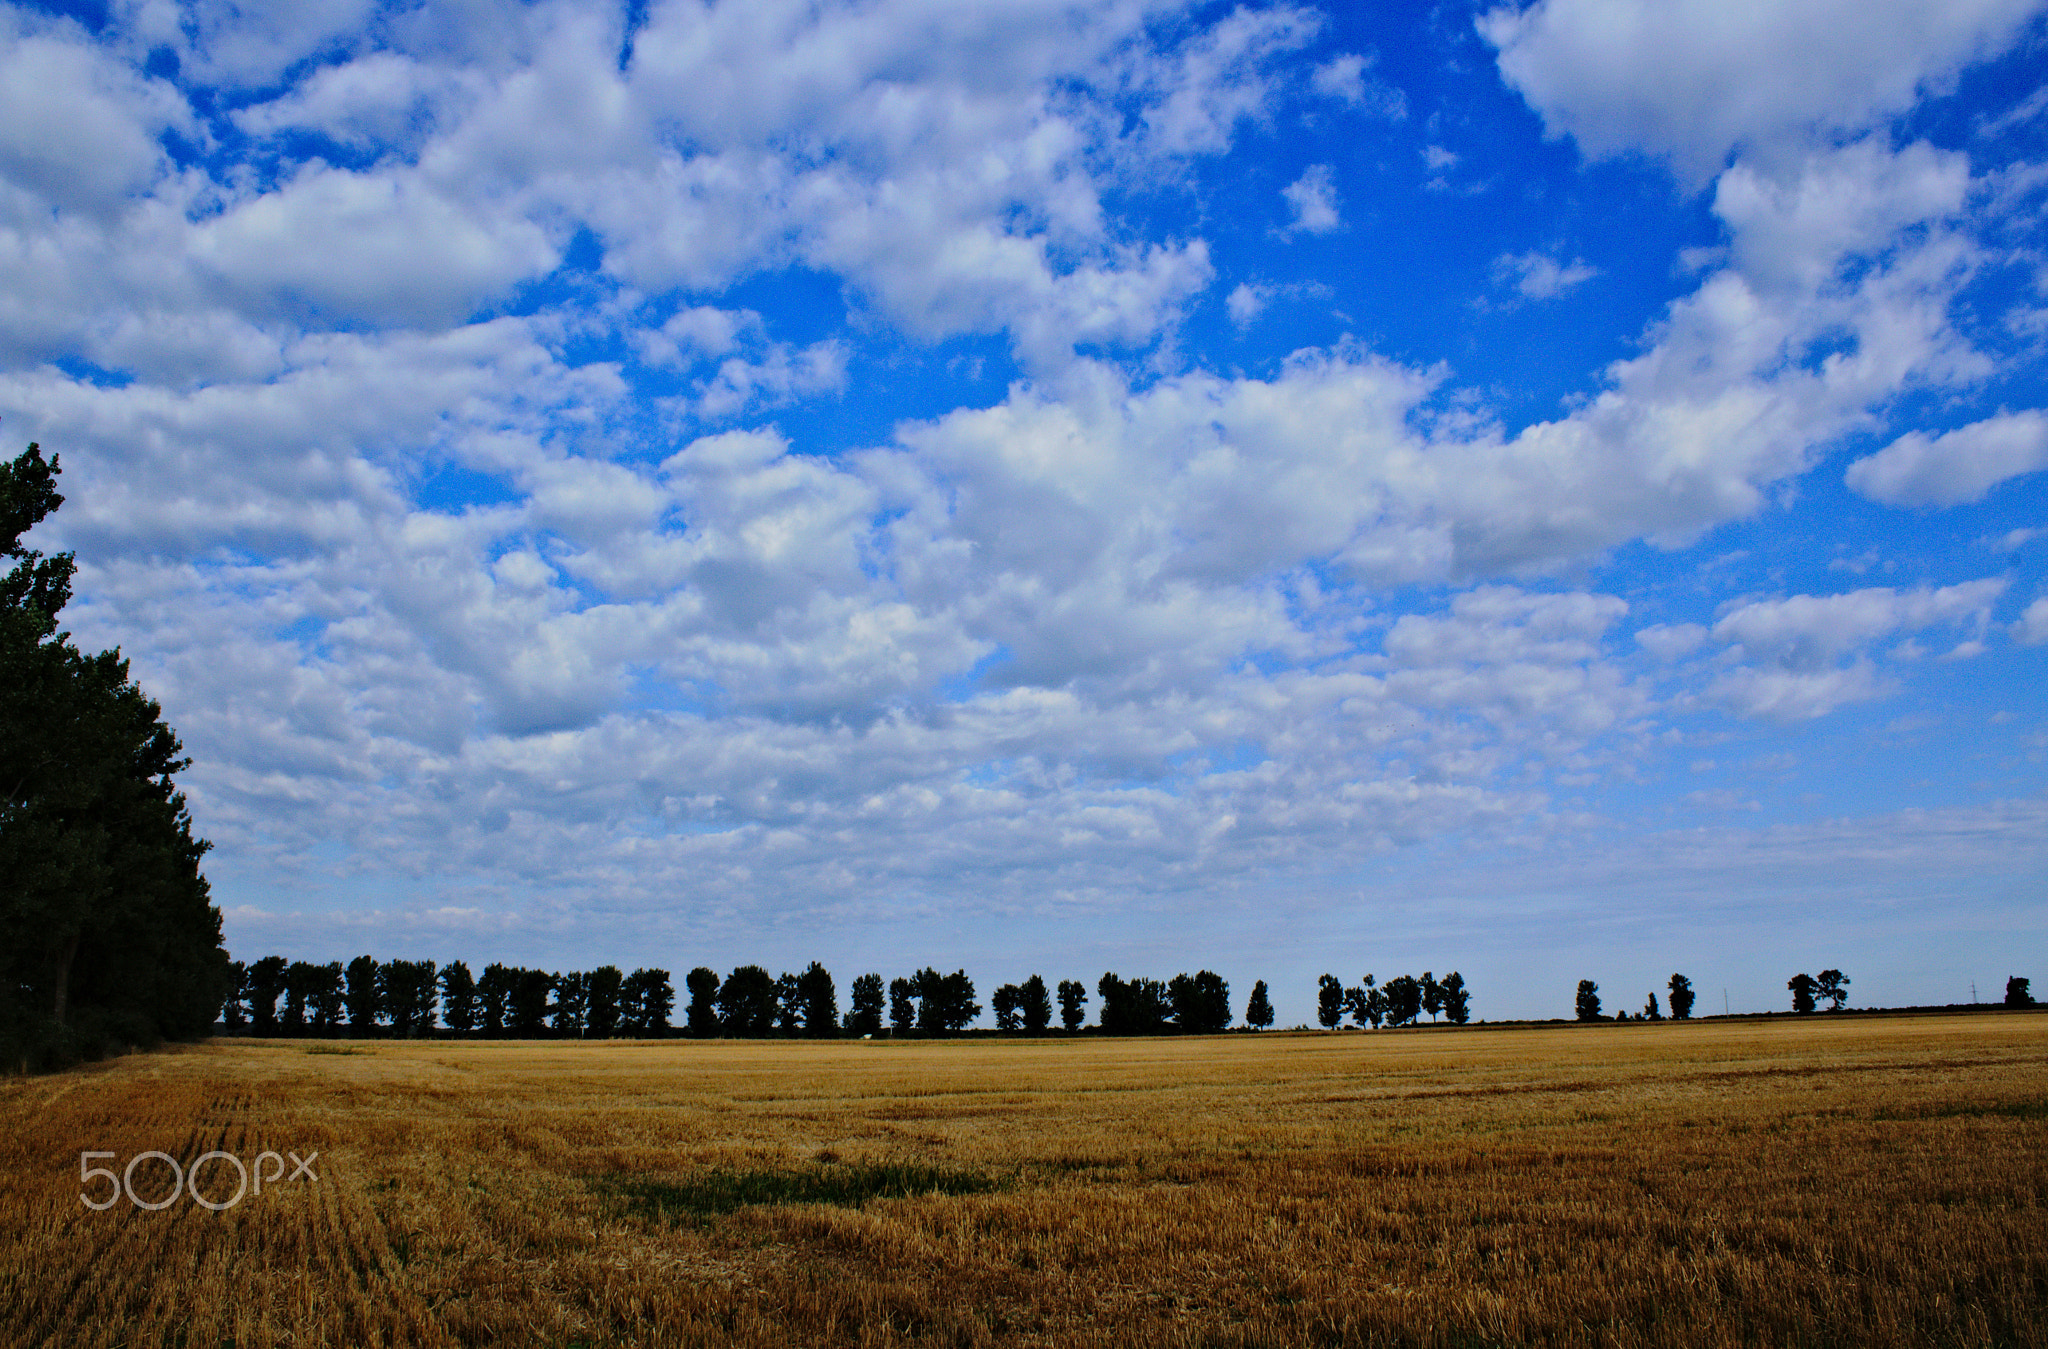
[1,1014,2043,1348]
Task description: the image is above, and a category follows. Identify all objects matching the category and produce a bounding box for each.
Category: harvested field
[2,1013,2044,1347]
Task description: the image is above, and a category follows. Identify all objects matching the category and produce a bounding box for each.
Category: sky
[4,0,2047,1026]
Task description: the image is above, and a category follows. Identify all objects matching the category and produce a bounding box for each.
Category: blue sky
[5,0,2046,1024]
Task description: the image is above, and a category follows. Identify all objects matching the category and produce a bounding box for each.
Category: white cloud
[1281,164,1341,234]
[1491,249,1598,301]
[2015,598,2048,645]
[1226,282,1269,326]
[1481,0,2047,181]
[190,167,560,327]
[1310,52,1406,119]
[1846,410,2048,506]
[0,15,191,216]
[1703,579,2006,719]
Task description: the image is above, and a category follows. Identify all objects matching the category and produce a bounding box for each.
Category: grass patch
[599,1161,1006,1222]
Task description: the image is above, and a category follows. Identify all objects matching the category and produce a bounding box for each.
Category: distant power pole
[1971,982,1978,1004]
[1724,989,1730,1016]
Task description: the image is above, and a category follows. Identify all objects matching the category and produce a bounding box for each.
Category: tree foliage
[1575,980,1602,1022]
[2007,976,2034,1008]
[1667,973,1695,1020]
[1244,979,1273,1030]
[1788,972,1818,1015]
[1,442,230,1070]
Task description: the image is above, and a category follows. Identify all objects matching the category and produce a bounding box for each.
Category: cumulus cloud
[1281,164,1342,234]
[1705,580,2005,719]
[1846,410,2048,506]
[1481,0,2046,181]
[1310,52,1406,119]
[1491,249,1598,301]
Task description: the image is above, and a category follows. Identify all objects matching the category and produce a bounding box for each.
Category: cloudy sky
[7,0,2047,1024]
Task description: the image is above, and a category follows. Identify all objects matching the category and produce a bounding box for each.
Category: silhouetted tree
[1317,973,1344,1029]
[1384,975,1423,1026]
[1667,973,1695,1020]
[552,971,587,1037]
[510,968,554,1036]
[1056,978,1087,1031]
[586,965,624,1037]
[1575,979,1602,1023]
[1020,974,1052,1034]
[1168,970,1230,1034]
[1440,971,1470,1025]
[1788,972,1817,1014]
[1814,969,1849,1012]
[306,961,344,1034]
[246,956,286,1034]
[685,967,720,1036]
[1420,972,1444,1023]
[1643,992,1662,1021]
[478,963,513,1037]
[220,961,247,1029]
[774,971,804,1034]
[914,969,979,1033]
[620,968,673,1034]
[385,959,438,1036]
[282,960,316,1032]
[889,976,917,1034]
[1,445,230,1068]
[845,973,884,1036]
[991,983,1021,1031]
[343,955,382,1034]
[797,962,836,1037]
[1098,973,1168,1034]
[1245,979,1273,1029]
[441,961,478,1034]
[719,965,778,1036]
[2007,976,2035,1008]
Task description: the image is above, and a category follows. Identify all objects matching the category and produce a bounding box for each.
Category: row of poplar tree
[2,447,230,1072]
[222,958,1287,1038]
[1314,972,1473,1028]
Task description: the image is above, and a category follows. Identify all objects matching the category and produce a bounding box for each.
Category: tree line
[1,446,229,1072]
[222,958,1284,1038]
[1314,972,1471,1028]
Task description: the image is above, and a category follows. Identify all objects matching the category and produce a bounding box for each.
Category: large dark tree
[1244,979,1273,1030]
[344,955,383,1034]
[1,445,230,1069]
[1019,974,1052,1034]
[888,976,917,1034]
[1574,979,1602,1022]
[1168,970,1231,1034]
[991,983,1022,1031]
[441,961,478,1035]
[684,966,720,1035]
[844,972,884,1036]
[1814,969,1849,1012]
[509,968,555,1035]
[1056,978,1087,1031]
[586,965,624,1038]
[1098,973,1168,1034]
[1788,972,1818,1015]
[796,962,837,1037]
[620,967,673,1034]
[1316,973,1344,1029]
[246,956,287,1034]
[478,963,514,1037]
[2008,976,2035,1008]
[1440,971,1471,1025]
[1668,973,1695,1020]
[1384,975,1423,1027]
[718,965,778,1036]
